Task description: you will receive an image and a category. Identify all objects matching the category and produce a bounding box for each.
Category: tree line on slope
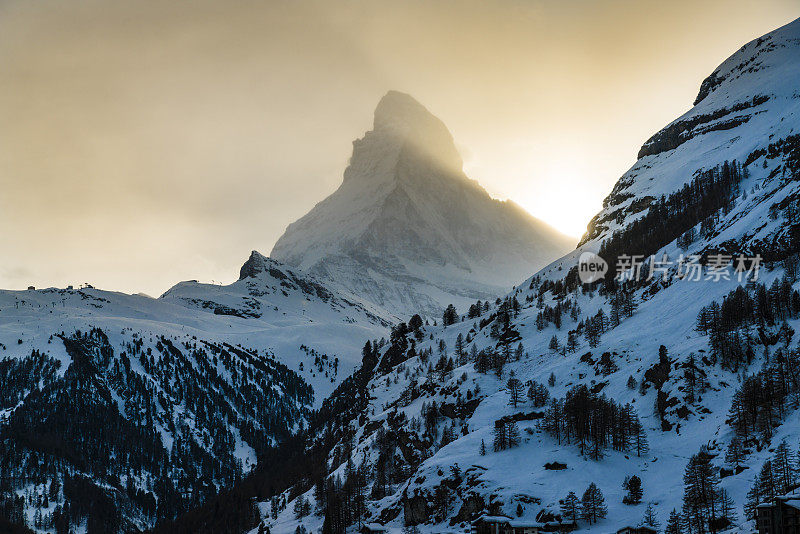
[696,274,800,371]
[0,327,313,533]
[540,384,648,460]
[598,161,745,272]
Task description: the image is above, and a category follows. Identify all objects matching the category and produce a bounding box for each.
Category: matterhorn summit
[271,91,574,318]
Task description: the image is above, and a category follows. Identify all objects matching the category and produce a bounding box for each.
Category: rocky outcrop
[403,490,431,526]
[637,95,768,159]
[453,494,485,523]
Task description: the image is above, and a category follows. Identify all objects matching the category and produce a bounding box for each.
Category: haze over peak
[272,91,574,318]
[345,90,464,184]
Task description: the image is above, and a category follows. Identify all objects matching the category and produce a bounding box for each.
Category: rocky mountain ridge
[271,91,574,319]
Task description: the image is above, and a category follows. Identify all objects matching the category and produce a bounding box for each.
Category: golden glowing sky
[1,0,797,295]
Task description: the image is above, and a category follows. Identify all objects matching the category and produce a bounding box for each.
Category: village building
[616,526,658,534]
[472,515,573,534]
[755,487,800,534]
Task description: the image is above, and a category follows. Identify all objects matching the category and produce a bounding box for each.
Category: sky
[0,0,797,296]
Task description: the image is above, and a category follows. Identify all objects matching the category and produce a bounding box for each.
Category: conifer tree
[682,450,721,534]
[665,509,682,534]
[623,475,644,505]
[507,376,524,408]
[719,488,738,524]
[773,440,796,494]
[493,423,507,452]
[725,436,745,470]
[561,491,580,524]
[581,483,607,524]
[642,502,661,531]
[507,421,521,449]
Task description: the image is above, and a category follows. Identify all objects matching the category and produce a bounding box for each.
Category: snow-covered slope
[260,17,800,534]
[0,253,389,531]
[160,250,391,398]
[577,16,800,258]
[271,91,574,319]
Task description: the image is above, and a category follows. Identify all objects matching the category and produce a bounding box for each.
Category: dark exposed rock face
[403,491,431,526]
[454,494,485,523]
[377,506,402,524]
[694,72,725,105]
[637,95,769,159]
[238,250,267,279]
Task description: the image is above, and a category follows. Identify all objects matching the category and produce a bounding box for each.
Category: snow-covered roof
[757,488,800,510]
[508,520,545,528]
[472,515,513,525]
[471,516,543,528]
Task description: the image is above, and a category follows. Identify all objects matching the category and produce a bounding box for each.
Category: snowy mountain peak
[272,92,573,318]
[344,90,463,185]
[372,90,440,132]
[693,16,800,106]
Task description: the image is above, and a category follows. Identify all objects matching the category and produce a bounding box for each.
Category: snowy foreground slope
[0,253,388,531]
[259,17,800,534]
[272,91,574,320]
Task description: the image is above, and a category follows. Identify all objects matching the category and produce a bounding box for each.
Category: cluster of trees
[534,277,574,301]
[535,298,578,331]
[609,288,638,326]
[527,380,550,407]
[154,327,387,533]
[697,278,800,370]
[442,304,459,326]
[377,322,413,372]
[0,327,314,533]
[599,161,746,272]
[317,458,368,534]
[467,300,490,318]
[372,425,408,498]
[293,495,312,519]
[496,296,522,324]
[560,483,608,525]
[745,439,799,516]
[681,449,737,534]
[582,308,609,348]
[492,420,521,451]
[474,345,521,377]
[727,348,800,443]
[502,375,551,409]
[299,344,339,381]
[541,385,648,460]
[0,350,61,407]
[542,296,633,352]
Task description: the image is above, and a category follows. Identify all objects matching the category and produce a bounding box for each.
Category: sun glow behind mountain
[464,142,612,238]
[0,0,798,294]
